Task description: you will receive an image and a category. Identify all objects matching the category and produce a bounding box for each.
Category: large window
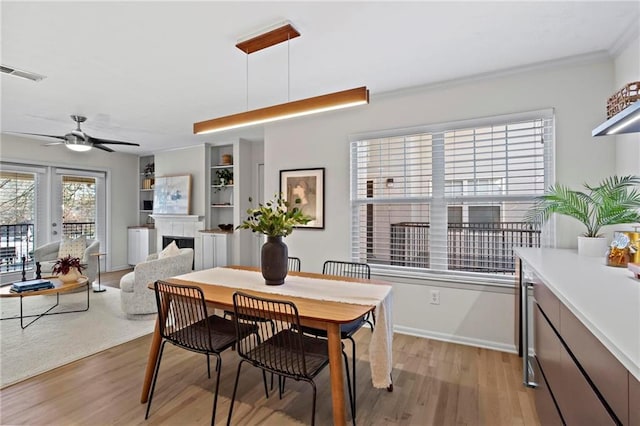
[350,110,553,282]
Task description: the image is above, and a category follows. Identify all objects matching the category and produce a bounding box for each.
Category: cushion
[58,236,87,259]
[158,240,181,259]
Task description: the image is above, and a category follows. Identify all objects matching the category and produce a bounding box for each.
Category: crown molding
[609,17,640,57]
[373,51,611,102]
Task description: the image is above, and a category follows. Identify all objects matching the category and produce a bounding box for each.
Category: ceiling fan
[14,115,140,152]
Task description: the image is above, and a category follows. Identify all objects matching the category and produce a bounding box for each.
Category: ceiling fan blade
[93,144,115,152]
[88,136,140,146]
[11,132,67,140]
[44,141,65,146]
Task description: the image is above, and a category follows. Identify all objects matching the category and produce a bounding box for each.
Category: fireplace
[163,235,195,270]
[151,214,204,270]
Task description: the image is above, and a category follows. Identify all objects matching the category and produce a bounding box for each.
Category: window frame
[349,109,555,286]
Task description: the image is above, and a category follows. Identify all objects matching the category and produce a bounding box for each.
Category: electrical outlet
[430,289,440,305]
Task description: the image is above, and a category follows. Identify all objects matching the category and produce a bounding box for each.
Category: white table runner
[174,267,393,388]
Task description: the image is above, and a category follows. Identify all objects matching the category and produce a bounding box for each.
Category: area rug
[0,287,155,388]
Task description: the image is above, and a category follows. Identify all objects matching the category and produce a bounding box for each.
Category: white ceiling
[1,1,638,155]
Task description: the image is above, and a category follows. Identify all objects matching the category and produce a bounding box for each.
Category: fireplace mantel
[150,214,204,222]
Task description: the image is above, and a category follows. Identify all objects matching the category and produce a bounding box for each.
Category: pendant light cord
[246,51,249,111]
[287,34,290,102]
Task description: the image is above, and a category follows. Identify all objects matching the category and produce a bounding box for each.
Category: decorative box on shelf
[607,81,640,118]
[142,178,155,189]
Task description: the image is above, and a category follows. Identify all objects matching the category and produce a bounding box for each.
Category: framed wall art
[279,167,325,229]
[152,175,191,215]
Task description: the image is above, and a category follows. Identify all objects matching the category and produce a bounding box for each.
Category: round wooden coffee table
[0,276,89,329]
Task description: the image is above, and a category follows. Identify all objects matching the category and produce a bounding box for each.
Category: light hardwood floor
[0,314,539,426]
[99,269,132,289]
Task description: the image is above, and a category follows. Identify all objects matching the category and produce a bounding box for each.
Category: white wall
[614,33,640,176]
[0,134,138,271]
[264,58,615,351]
[249,141,265,266]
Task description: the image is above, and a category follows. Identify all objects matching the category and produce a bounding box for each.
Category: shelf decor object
[593,81,640,136]
[193,22,369,135]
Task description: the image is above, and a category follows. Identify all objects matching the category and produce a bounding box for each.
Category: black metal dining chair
[287,256,301,273]
[224,257,303,391]
[224,257,301,326]
[297,260,372,420]
[145,280,261,425]
[227,291,354,426]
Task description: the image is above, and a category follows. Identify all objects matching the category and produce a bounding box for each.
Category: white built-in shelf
[211,204,234,208]
[140,189,154,192]
[211,165,234,169]
[140,209,153,213]
[211,184,234,189]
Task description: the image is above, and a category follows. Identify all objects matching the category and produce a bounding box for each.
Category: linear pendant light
[194,86,369,134]
[193,22,369,135]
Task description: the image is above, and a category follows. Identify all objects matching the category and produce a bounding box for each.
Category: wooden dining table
[140,265,391,426]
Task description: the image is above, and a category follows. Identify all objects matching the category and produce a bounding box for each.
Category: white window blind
[350,110,554,281]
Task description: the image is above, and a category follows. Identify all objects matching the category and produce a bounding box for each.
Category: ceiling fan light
[66,143,92,152]
[65,136,92,152]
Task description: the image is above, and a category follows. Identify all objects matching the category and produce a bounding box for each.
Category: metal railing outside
[389,221,541,274]
[0,223,35,272]
[62,221,95,239]
[0,221,95,273]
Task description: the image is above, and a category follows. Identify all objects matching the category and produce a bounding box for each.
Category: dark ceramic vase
[261,236,288,285]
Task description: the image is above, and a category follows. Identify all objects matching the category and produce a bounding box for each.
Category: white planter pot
[577,236,608,257]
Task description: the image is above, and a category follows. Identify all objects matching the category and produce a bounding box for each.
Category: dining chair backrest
[232,291,310,378]
[322,260,371,279]
[288,256,301,272]
[153,280,212,353]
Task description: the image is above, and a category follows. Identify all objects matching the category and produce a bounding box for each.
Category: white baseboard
[393,325,517,354]
[109,264,133,273]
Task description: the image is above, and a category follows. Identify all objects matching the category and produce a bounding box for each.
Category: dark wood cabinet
[560,304,629,425]
[522,259,637,425]
[630,375,640,425]
[515,250,639,426]
[532,356,563,426]
[534,305,562,397]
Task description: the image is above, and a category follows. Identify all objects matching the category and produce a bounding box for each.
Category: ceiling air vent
[0,64,46,82]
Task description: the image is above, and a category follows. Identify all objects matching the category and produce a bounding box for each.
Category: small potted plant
[214,169,234,192]
[526,175,640,256]
[237,194,311,285]
[216,168,233,185]
[52,255,85,283]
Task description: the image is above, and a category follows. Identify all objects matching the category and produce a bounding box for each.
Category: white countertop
[514,247,640,381]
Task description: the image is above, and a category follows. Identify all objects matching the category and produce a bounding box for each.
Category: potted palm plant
[237,194,311,285]
[526,175,640,256]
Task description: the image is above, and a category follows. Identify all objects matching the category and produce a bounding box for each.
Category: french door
[50,168,106,244]
[0,163,106,283]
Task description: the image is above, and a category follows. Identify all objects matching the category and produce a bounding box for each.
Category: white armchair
[120,248,194,317]
[34,238,100,283]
